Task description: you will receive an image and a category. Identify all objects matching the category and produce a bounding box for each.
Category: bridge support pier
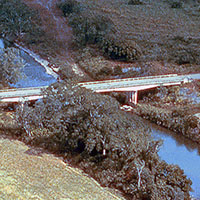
[129,91,138,105]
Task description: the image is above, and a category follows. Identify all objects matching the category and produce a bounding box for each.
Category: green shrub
[101,34,142,61]
[0,47,25,84]
[68,12,113,47]
[171,1,183,8]
[128,0,144,5]
[16,81,192,199]
[0,0,39,41]
[136,103,200,144]
[57,0,80,16]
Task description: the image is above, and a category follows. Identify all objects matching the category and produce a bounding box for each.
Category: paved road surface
[79,74,200,92]
[1,74,200,102]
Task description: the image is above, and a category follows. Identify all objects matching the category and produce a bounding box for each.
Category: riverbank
[149,122,200,199]
[0,78,193,199]
[132,81,200,144]
[135,103,200,144]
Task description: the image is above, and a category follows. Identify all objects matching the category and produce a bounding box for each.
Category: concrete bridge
[78,73,200,104]
[0,73,200,104]
[0,86,47,103]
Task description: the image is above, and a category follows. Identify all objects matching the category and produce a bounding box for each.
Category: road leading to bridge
[0,87,47,102]
[1,74,200,103]
[78,74,200,92]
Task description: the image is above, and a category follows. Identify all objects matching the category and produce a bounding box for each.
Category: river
[11,46,57,88]
[2,43,200,198]
[150,122,200,198]
[14,49,200,198]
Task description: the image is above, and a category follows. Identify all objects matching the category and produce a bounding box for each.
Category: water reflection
[11,50,56,88]
[150,122,200,198]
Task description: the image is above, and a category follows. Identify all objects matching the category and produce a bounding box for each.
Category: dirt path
[0,136,124,200]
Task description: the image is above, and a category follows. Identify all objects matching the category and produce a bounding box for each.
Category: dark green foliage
[101,35,142,61]
[170,1,183,8]
[138,84,200,143]
[0,47,24,84]
[16,81,192,199]
[68,12,113,47]
[57,0,80,16]
[128,0,144,5]
[58,0,141,61]
[176,49,197,65]
[74,47,124,80]
[0,0,39,41]
[136,104,200,144]
[58,0,112,46]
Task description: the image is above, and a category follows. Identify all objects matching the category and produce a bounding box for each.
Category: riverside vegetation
[136,82,200,144]
[15,81,192,199]
[57,0,200,146]
[0,0,199,199]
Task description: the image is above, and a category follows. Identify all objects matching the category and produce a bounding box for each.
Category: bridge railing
[78,74,178,86]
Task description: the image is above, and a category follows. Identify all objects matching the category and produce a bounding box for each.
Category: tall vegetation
[0,0,39,42]
[0,47,24,85]
[16,81,192,199]
[57,0,141,61]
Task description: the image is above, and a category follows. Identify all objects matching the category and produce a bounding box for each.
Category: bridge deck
[0,74,200,103]
[78,74,200,92]
[0,86,47,103]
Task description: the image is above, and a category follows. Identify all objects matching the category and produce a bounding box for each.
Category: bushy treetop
[16,81,192,199]
[0,0,39,41]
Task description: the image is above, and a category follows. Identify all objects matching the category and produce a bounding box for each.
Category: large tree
[0,0,38,41]
[16,81,192,199]
[0,47,24,85]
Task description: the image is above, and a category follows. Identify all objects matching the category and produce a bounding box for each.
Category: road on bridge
[0,87,47,102]
[0,73,200,103]
[78,74,200,92]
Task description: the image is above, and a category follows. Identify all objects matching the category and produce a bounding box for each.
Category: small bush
[57,0,80,16]
[128,0,144,5]
[101,34,142,61]
[176,49,197,65]
[171,1,183,8]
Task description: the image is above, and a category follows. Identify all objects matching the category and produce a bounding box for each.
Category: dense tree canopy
[0,0,38,41]
[16,81,192,199]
